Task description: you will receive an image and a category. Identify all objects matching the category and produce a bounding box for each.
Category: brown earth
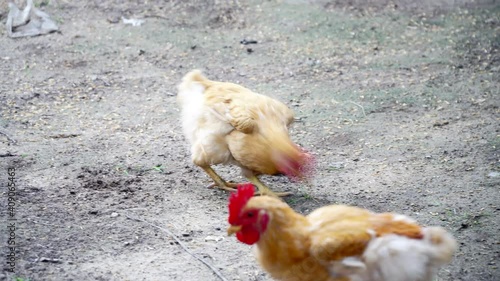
[0,0,499,280]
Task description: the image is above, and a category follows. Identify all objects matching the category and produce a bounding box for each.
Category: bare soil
[0,1,499,280]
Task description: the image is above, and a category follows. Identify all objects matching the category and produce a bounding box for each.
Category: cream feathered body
[177,70,310,196]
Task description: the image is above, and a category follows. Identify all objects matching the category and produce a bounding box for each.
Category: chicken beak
[227,225,242,236]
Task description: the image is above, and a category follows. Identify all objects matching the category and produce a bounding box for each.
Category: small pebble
[487,171,499,178]
[329,162,345,169]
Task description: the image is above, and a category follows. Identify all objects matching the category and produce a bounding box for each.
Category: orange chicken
[227,184,457,281]
[177,70,312,197]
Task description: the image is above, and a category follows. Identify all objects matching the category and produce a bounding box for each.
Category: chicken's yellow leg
[247,175,293,197]
[201,166,238,192]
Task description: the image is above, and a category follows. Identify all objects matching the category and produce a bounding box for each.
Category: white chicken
[177,70,313,197]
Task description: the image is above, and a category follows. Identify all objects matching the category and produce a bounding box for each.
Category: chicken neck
[253,205,333,281]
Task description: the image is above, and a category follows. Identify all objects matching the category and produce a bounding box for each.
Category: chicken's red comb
[228,183,255,224]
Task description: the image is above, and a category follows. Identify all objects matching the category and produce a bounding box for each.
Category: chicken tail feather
[180,69,211,89]
[177,70,211,106]
[359,226,457,281]
[422,226,457,265]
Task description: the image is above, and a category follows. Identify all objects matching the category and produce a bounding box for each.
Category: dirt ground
[0,0,498,280]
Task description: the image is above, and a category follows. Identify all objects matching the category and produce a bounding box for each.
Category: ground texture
[0,0,499,280]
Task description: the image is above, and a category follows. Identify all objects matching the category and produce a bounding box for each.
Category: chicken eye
[246,212,254,218]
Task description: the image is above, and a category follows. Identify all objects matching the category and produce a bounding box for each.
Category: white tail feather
[335,227,457,281]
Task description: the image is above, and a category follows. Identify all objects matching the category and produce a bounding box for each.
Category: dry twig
[0,129,17,144]
[347,101,367,118]
[125,213,229,281]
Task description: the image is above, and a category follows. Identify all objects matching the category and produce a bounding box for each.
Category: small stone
[487,171,500,178]
[107,14,121,24]
[329,162,345,170]
[111,212,119,218]
[40,257,62,263]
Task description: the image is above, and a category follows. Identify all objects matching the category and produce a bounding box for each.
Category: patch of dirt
[0,0,499,281]
[323,0,498,15]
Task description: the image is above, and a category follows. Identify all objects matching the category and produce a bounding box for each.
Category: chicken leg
[201,166,292,197]
[201,166,238,192]
[247,175,292,197]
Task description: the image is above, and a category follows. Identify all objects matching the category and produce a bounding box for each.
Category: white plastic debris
[204,236,225,242]
[121,17,145,27]
[6,0,59,38]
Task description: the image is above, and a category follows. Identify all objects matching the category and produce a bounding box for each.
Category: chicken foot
[201,166,291,197]
[247,175,293,197]
[201,166,239,192]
